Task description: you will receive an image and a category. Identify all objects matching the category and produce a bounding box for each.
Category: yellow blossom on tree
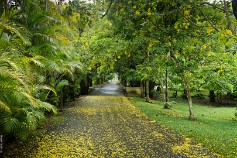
[147,8,152,16]
[184,9,190,16]
[135,11,140,16]
[206,27,214,35]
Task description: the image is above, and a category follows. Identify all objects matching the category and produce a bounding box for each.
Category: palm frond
[33,33,58,45]
[0,67,30,92]
[20,91,57,114]
[0,58,19,71]
[30,109,45,123]
[30,55,45,67]
[21,55,45,69]
[56,79,69,92]
[36,84,57,96]
[15,128,28,140]
[0,67,27,93]
[29,43,60,58]
[20,92,40,109]
[0,100,12,114]
[30,13,59,31]
[0,73,17,90]
[67,60,83,71]
[0,21,31,46]
[14,108,28,118]
[3,117,19,133]
[26,112,38,131]
[1,91,28,110]
[40,102,57,114]
[55,59,76,80]
[1,32,11,41]
[63,66,75,80]
[44,60,60,72]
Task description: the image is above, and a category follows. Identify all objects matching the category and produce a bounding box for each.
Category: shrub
[194,93,205,99]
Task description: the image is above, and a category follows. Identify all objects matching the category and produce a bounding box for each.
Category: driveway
[3,82,220,158]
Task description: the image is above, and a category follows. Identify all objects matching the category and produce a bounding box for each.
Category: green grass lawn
[130,97,237,158]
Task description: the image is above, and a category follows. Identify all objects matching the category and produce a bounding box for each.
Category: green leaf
[3,117,19,133]
[56,80,69,92]
[0,100,12,114]
[0,21,31,46]
[38,85,57,96]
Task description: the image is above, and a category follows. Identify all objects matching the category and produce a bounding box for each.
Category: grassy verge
[130,97,237,158]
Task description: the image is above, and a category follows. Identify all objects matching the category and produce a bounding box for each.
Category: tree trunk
[149,81,155,98]
[187,88,194,120]
[165,67,169,102]
[171,52,194,120]
[80,79,89,95]
[209,90,215,103]
[46,0,49,12]
[174,91,178,98]
[60,89,64,111]
[141,80,145,98]
[145,79,150,102]
[143,80,146,98]
[183,74,195,120]
[182,89,187,99]
[145,51,150,102]
[158,77,166,102]
[217,92,222,104]
[87,75,92,87]
[224,0,235,34]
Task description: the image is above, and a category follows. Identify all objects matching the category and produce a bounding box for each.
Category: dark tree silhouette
[232,0,237,19]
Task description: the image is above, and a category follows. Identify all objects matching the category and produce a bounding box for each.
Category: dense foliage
[0,0,98,140]
[89,0,237,119]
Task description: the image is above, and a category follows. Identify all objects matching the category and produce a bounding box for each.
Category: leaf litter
[3,94,221,158]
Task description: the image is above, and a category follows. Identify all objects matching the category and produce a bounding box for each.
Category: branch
[101,0,113,19]
[177,8,200,28]
[194,5,220,32]
[201,2,232,13]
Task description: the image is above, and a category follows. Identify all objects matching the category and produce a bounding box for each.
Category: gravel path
[3,82,220,158]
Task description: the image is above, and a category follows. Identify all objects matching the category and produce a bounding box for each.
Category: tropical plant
[0,0,88,140]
